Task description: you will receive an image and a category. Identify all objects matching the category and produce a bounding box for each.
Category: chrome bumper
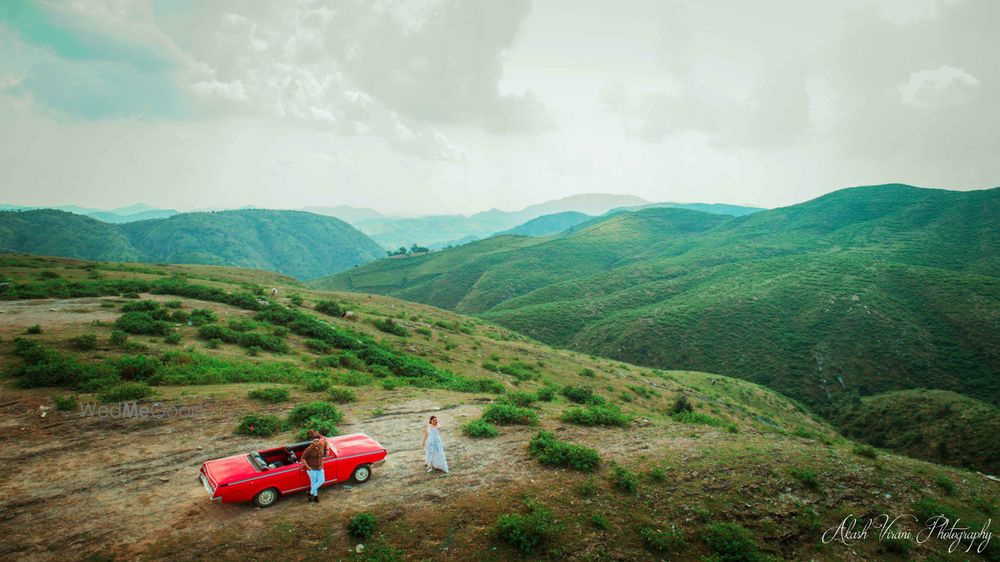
[372,459,386,468]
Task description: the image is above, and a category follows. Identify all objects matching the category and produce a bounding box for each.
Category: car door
[322,450,341,485]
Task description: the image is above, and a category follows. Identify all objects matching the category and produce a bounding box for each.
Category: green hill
[0,208,384,280]
[835,389,1000,474]
[497,211,592,237]
[2,254,998,560]
[313,184,1000,412]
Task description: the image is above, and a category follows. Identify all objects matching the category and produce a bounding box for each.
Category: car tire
[351,464,371,483]
[253,487,279,508]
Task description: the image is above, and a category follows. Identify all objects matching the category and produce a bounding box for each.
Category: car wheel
[351,464,371,483]
[253,487,279,508]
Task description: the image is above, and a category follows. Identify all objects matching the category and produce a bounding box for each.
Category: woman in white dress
[422,415,449,473]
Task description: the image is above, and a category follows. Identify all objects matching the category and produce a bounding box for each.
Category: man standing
[302,436,325,503]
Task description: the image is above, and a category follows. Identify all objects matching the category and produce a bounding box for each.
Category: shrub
[639,526,686,553]
[295,417,340,440]
[164,300,183,309]
[482,403,537,425]
[115,312,171,336]
[303,375,330,392]
[535,387,555,402]
[248,387,290,403]
[853,443,879,459]
[561,385,605,405]
[415,327,432,337]
[591,514,610,530]
[70,333,98,351]
[934,475,957,495]
[579,368,595,377]
[462,419,499,438]
[647,467,668,482]
[170,310,190,323]
[529,431,600,472]
[115,355,160,381]
[788,467,820,490]
[671,394,694,414]
[305,339,333,354]
[577,477,598,497]
[705,523,761,562]
[287,401,344,427]
[25,324,42,334]
[481,361,499,372]
[373,318,409,337]
[348,512,377,540]
[332,370,372,387]
[314,300,345,317]
[189,309,217,326]
[496,499,557,554]
[612,464,639,494]
[110,330,129,346]
[164,333,182,345]
[671,411,736,432]
[121,300,160,313]
[381,378,401,390]
[53,394,78,411]
[236,414,284,436]
[562,404,631,427]
[328,387,357,404]
[98,382,154,402]
[227,318,259,332]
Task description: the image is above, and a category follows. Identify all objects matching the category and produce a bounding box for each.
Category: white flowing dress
[424,425,449,472]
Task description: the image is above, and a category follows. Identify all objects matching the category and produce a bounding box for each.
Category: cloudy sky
[0,0,996,216]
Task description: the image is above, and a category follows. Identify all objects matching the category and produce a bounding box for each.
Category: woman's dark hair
[429,415,437,423]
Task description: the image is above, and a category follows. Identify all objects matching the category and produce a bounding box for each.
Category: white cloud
[898,65,980,107]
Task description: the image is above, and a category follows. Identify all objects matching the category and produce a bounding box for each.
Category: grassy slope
[837,389,1000,474]
[0,208,385,279]
[2,254,998,561]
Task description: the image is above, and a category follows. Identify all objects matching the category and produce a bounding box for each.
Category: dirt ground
[0,382,705,560]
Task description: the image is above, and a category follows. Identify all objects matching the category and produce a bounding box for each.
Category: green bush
[287,401,344,427]
[535,387,555,402]
[529,431,600,472]
[639,526,686,553]
[348,512,377,540]
[305,339,333,354]
[115,312,172,336]
[579,368,595,378]
[295,417,340,440]
[496,499,557,554]
[25,324,42,334]
[577,477,598,497]
[934,475,957,495]
[164,299,183,309]
[671,394,693,414]
[671,411,737,432]
[98,382,154,402]
[328,387,357,403]
[705,522,762,562]
[591,514,610,530]
[236,414,284,436]
[332,370,372,387]
[482,403,537,425]
[53,394,78,411]
[853,443,879,459]
[462,419,499,438]
[562,404,631,427]
[647,467,668,482]
[303,375,330,392]
[110,330,129,346]
[121,300,160,313]
[788,467,820,490]
[373,317,409,337]
[611,464,639,494]
[164,333,182,345]
[561,385,605,405]
[912,496,959,522]
[189,309,217,326]
[481,361,499,372]
[314,300,345,317]
[70,333,98,350]
[115,355,160,381]
[248,387,290,403]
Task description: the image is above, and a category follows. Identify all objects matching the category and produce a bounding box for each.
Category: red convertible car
[198,433,387,507]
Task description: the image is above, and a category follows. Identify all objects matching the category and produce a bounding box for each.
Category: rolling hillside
[496,211,592,237]
[0,208,384,279]
[1,254,997,560]
[313,184,1000,415]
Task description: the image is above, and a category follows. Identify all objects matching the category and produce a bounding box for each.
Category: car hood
[330,433,385,458]
[202,453,256,485]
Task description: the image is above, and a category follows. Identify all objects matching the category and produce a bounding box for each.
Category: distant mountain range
[313,184,1000,417]
[0,209,384,279]
[0,203,180,223]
